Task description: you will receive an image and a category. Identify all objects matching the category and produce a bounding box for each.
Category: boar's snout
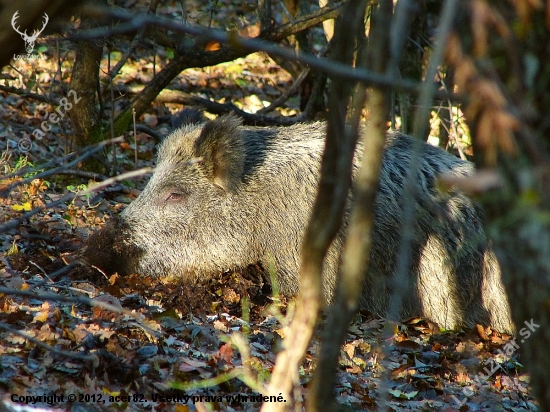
[85,217,143,276]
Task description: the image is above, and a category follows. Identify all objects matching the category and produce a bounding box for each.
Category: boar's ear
[194,115,245,192]
[171,108,206,129]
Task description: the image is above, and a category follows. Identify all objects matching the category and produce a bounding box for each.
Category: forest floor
[0,0,539,411]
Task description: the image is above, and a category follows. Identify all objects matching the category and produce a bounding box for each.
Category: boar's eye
[166,192,187,202]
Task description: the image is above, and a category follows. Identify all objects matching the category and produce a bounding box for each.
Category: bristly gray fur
[86,115,514,333]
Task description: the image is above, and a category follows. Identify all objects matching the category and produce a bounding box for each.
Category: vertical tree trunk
[262,1,370,410]
[69,39,102,146]
[307,1,392,410]
[68,4,105,172]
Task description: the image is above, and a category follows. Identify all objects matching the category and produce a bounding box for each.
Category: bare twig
[72,4,464,102]
[308,0,393,410]
[280,0,295,23]
[133,108,137,168]
[29,261,47,276]
[28,263,79,291]
[2,153,77,180]
[438,75,467,160]
[257,68,310,115]
[0,167,152,233]
[384,0,460,388]
[0,287,161,336]
[0,322,95,361]
[135,124,164,141]
[388,0,414,73]
[152,88,307,125]
[8,64,50,98]
[107,0,162,79]
[0,137,124,197]
[0,84,55,104]
[262,1,369,410]
[109,53,117,171]
[52,169,109,180]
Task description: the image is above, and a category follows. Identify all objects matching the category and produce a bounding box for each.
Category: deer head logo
[11,11,49,54]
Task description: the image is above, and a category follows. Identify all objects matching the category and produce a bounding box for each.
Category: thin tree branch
[0,166,152,233]
[0,84,56,104]
[0,322,95,361]
[308,0,393,409]
[107,0,163,79]
[1,153,77,180]
[72,4,464,102]
[52,169,109,180]
[153,89,307,125]
[0,287,162,336]
[385,0,459,368]
[135,124,164,141]
[257,68,310,115]
[261,1,368,410]
[0,137,124,197]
